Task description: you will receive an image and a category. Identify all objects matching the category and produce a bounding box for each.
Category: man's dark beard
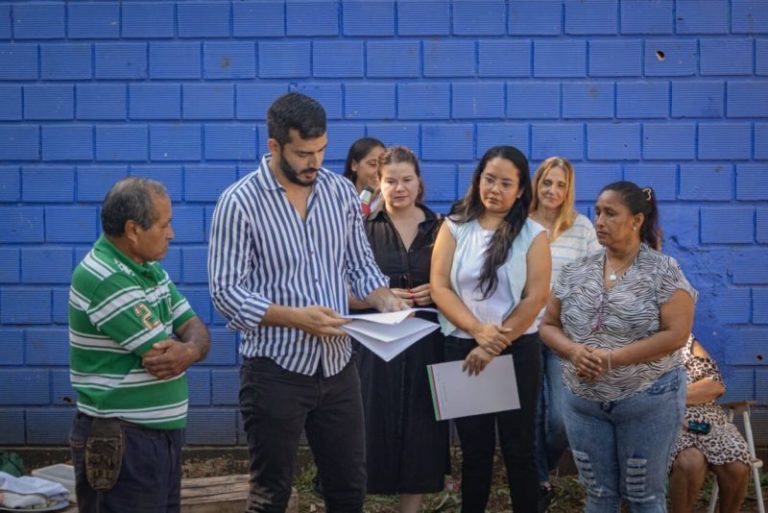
[279,155,317,187]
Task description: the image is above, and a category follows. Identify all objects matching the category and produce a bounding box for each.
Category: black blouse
[364,205,441,291]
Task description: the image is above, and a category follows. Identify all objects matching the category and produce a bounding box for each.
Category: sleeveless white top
[439,217,545,337]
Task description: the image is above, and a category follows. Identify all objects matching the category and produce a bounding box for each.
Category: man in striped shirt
[208,93,407,513]
[69,177,210,513]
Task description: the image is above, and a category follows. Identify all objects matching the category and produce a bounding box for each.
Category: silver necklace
[605,252,637,282]
[607,264,627,282]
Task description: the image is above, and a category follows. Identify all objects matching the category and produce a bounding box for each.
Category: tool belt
[85,417,124,492]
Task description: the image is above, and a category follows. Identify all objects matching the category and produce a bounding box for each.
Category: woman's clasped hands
[571,345,612,382]
[390,283,433,308]
[463,323,512,375]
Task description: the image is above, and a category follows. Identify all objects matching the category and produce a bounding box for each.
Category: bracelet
[607,351,612,372]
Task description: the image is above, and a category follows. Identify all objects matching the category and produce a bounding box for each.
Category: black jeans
[70,412,184,513]
[239,357,366,513]
[445,333,542,513]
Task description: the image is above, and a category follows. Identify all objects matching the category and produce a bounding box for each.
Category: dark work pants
[70,412,184,513]
[239,357,366,513]
[445,333,542,513]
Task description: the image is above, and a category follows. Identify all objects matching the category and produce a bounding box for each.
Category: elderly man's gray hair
[101,177,168,236]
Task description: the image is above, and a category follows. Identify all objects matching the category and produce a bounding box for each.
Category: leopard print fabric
[668,336,751,470]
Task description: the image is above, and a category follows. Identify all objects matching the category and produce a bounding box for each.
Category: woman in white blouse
[432,145,551,513]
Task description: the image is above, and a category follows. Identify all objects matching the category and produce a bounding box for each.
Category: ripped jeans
[563,367,685,513]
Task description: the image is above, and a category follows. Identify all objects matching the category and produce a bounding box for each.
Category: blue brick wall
[0,0,766,446]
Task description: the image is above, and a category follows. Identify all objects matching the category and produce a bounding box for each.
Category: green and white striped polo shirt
[68,235,196,430]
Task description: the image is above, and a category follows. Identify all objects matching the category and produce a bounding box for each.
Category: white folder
[427,354,520,421]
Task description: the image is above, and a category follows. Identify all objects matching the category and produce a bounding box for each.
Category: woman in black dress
[357,145,450,513]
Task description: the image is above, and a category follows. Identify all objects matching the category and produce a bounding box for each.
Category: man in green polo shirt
[68,177,210,513]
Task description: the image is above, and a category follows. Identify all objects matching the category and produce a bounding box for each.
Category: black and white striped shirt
[208,154,388,376]
[553,244,697,401]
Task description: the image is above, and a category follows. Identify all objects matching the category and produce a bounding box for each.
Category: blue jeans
[70,412,184,513]
[534,343,569,483]
[563,367,686,513]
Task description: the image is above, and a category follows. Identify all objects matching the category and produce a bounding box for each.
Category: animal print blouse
[553,244,697,402]
[681,335,728,427]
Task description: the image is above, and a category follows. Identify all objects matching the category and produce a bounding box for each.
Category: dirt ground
[6,445,764,512]
[181,449,767,513]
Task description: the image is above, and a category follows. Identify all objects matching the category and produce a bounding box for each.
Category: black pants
[70,412,184,513]
[239,357,366,513]
[445,333,542,513]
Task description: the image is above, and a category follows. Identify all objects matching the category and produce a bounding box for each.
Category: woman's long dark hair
[450,145,532,299]
[600,181,661,250]
[343,137,385,185]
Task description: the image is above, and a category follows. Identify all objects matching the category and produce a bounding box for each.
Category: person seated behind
[668,335,752,513]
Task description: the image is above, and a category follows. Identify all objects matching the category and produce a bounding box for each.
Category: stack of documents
[342,308,439,362]
[427,355,521,421]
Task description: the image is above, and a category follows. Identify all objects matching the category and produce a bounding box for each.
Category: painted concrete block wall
[0,0,766,445]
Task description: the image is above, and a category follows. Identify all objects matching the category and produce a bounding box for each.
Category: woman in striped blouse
[528,157,601,509]
[540,181,697,513]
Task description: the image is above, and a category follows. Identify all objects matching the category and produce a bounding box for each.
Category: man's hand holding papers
[289,305,350,338]
[365,287,412,312]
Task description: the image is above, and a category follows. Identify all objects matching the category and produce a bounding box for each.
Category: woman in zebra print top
[540,181,697,513]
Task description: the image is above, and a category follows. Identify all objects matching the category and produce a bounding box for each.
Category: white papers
[427,355,520,421]
[344,307,438,325]
[342,309,439,362]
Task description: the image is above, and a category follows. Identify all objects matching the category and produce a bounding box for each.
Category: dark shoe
[538,485,554,513]
[312,473,324,497]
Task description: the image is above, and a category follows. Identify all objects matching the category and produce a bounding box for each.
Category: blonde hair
[529,156,577,241]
